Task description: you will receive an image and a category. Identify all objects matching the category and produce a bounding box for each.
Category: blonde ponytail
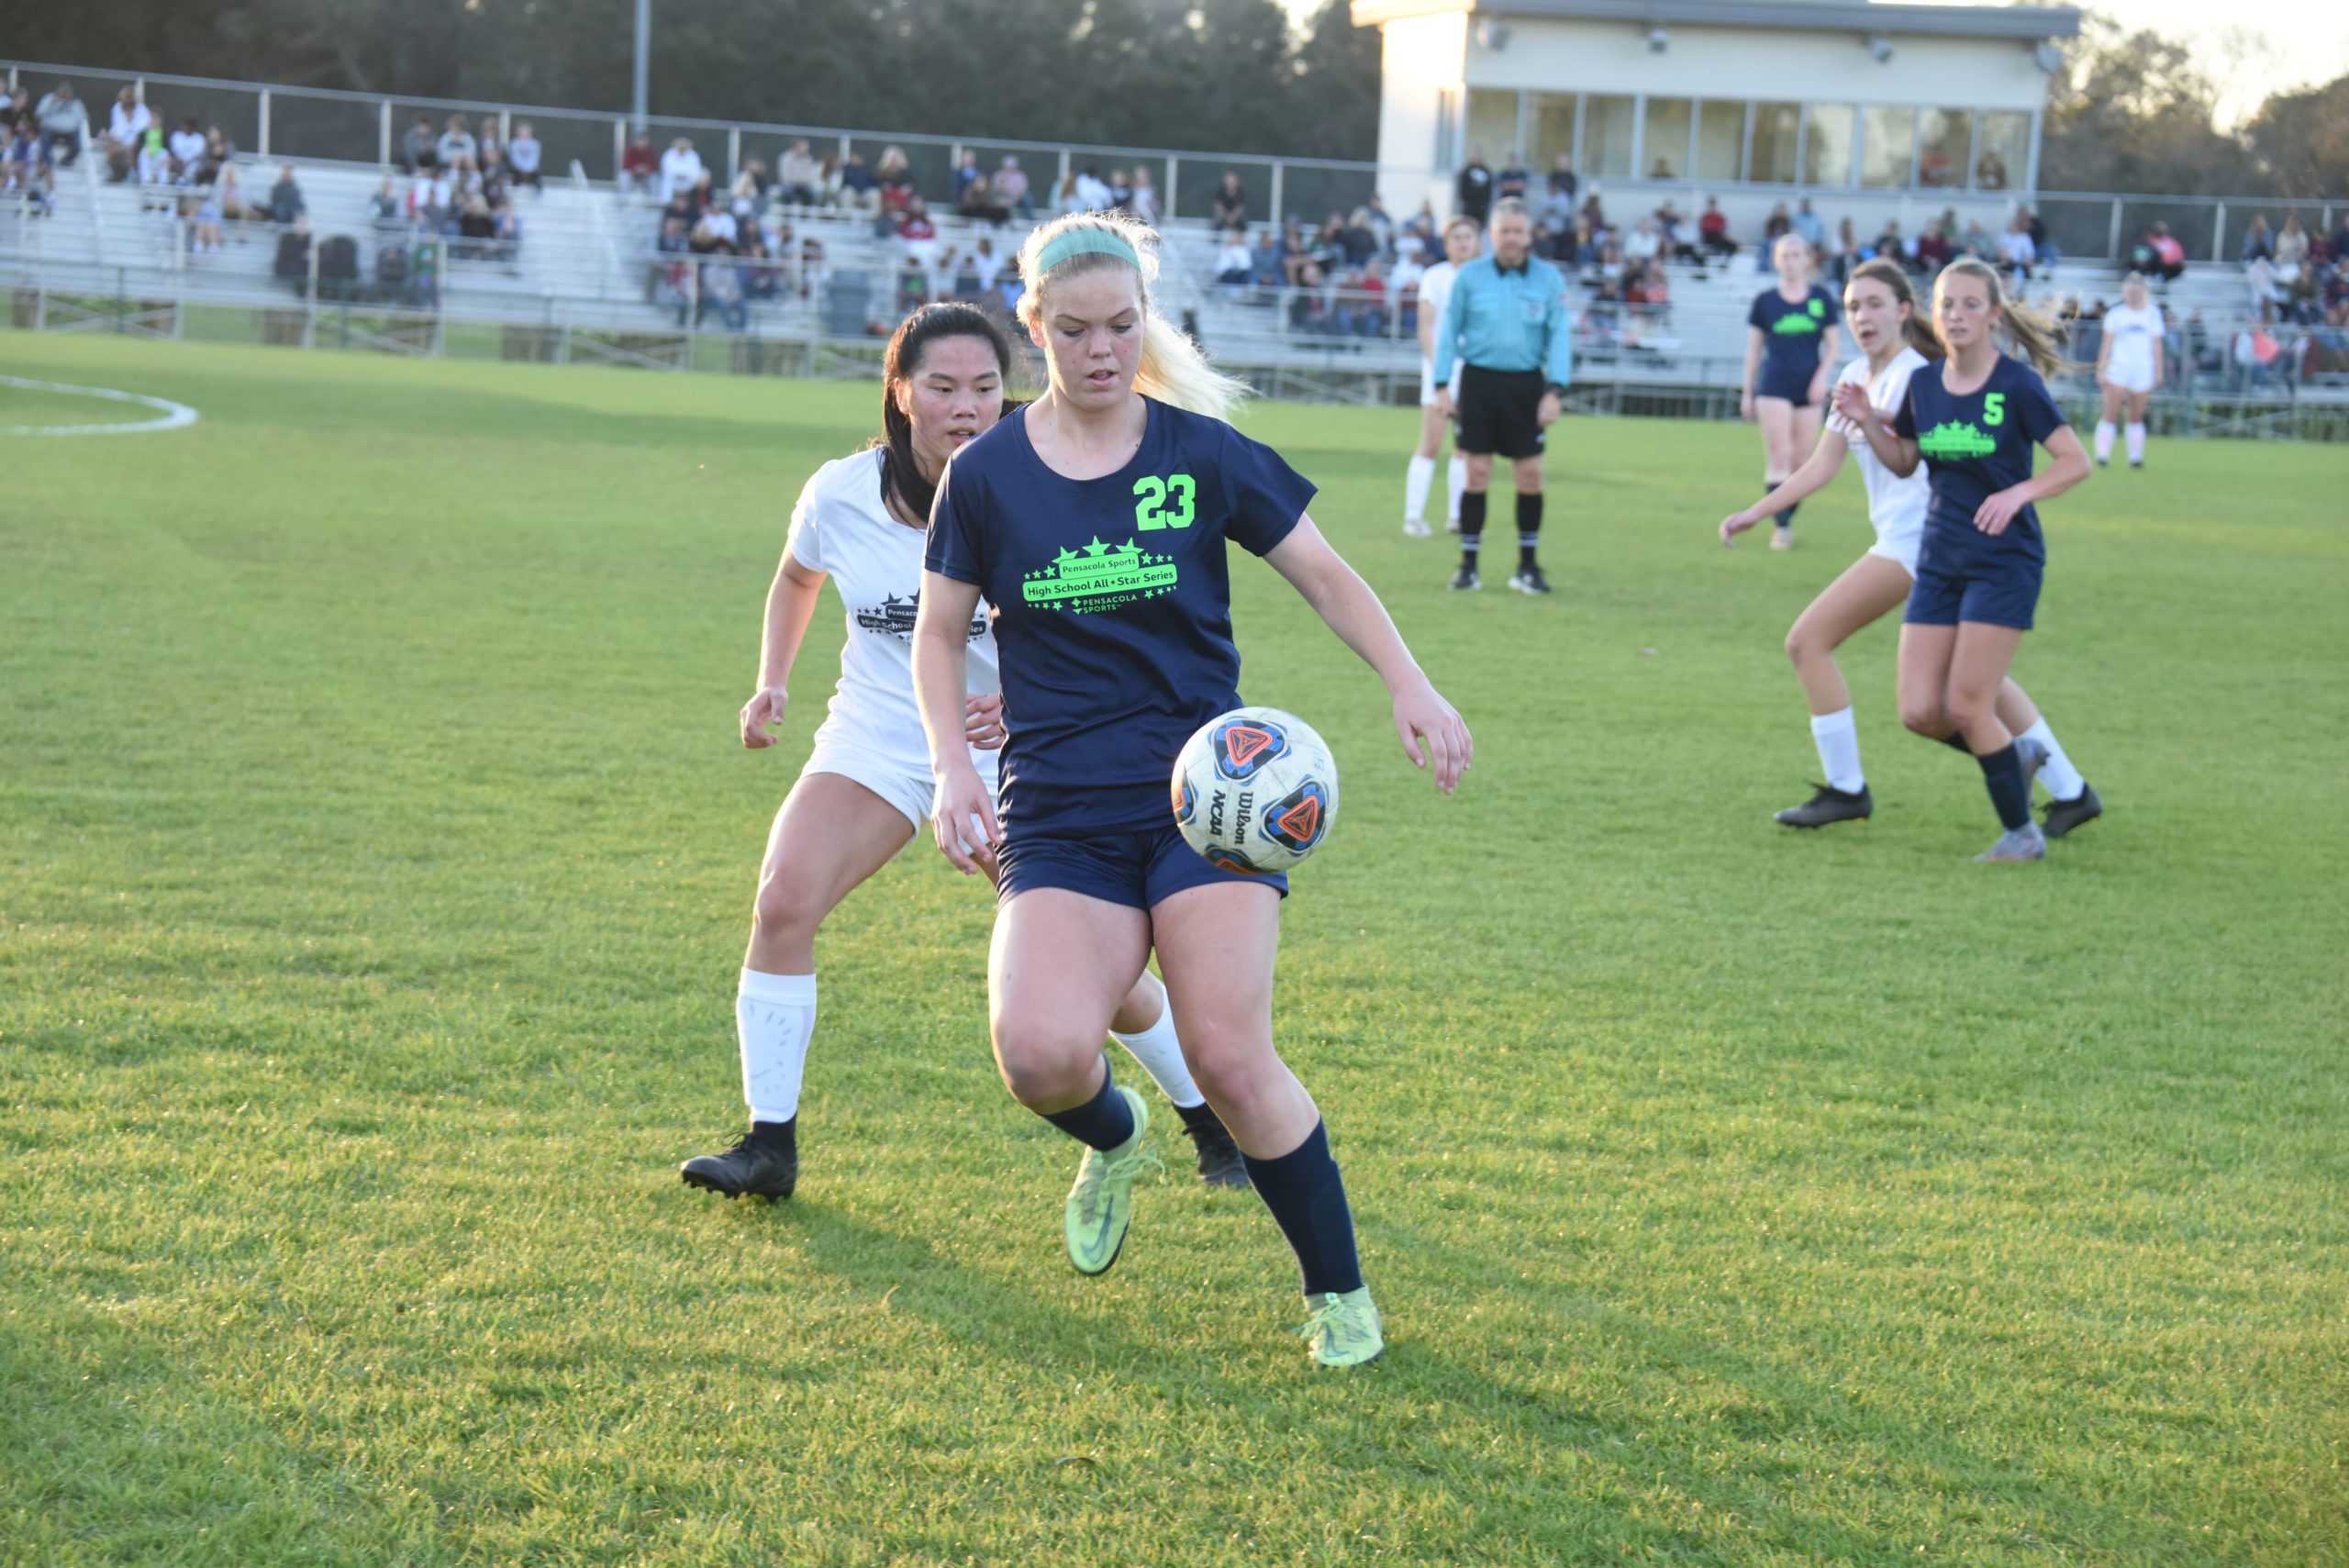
[1939,258,2068,378]
[1015,209,1253,422]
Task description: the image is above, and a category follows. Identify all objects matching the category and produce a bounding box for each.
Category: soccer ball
[1170,706,1339,876]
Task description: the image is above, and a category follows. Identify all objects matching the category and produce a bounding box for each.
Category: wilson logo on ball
[1214,720,1288,782]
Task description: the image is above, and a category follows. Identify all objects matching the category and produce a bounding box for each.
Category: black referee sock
[1516,491,1542,570]
[1976,742,2033,831]
[1240,1120,1363,1297]
[1458,490,1486,568]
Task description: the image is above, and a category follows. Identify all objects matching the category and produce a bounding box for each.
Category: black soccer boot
[1775,783,1874,828]
[1448,565,1481,592]
[2041,782,2103,840]
[1507,563,1553,595]
[681,1118,798,1202]
[1182,1112,1252,1191]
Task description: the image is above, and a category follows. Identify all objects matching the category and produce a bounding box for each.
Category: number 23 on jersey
[1134,473,1196,530]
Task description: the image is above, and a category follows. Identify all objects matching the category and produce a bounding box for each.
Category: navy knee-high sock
[1241,1120,1363,1297]
[1458,490,1486,568]
[1516,490,1543,570]
[1041,1059,1137,1151]
[1774,501,1801,530]
[1976,742,2032,830]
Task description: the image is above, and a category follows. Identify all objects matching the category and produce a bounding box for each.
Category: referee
[1431,197,1573,595]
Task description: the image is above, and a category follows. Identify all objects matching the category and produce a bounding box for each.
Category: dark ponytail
[873,303,1019,525]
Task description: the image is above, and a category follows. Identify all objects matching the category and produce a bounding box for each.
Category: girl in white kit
[2094,272,2165,469]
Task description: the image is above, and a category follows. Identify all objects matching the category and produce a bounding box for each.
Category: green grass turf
[2,331,2343,1566]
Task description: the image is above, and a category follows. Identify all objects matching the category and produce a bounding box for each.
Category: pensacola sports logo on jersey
[1918,421,1998,460]
[1771,306,1824,335]
[1019,536,1179,615]
[854,592,988,642]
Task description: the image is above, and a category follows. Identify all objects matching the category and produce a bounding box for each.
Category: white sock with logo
[1446,456,1466,522]
[1108,993,1204,1110]
[2093,420,2116,462]
[738,970,818,1123]
[1809,707,1866,795]
[2020,719,2086,802]
[2125,422,2146,463]
[1405,454,1435,522]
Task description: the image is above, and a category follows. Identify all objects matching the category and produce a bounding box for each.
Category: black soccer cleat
[1775,783,1873,828]
[1182,1115,1252,1190]
[1448,565,1481,592]
[1508,565,1553,595]
[2041,782,2103,840]
[681,1121,798,1202]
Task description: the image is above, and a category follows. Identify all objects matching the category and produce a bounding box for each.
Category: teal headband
[1036,228,1141,276]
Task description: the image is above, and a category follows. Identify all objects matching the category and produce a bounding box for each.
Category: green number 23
[1134,473,1197,530]
[1983,392,2006,427]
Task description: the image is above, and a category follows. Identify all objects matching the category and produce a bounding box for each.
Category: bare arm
[1972,426,2092,536]
[1740,327,1763,417]
[740,549,827,748]
[1830,379,1920,477]
[1809,326,1839,399]
[1720,426,1850,544]
[910,568,996,872]
[1264,516,1472,794]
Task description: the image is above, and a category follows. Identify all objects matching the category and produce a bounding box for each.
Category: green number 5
[1133,473,1196,530]
[1984,392,2006,427]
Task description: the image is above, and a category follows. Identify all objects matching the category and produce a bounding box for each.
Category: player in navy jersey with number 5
[1837,259,2095,862]
[913,211,1471,1369]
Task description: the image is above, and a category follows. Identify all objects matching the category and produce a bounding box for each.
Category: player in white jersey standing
[1402,215,1481,536]
[2092,272,2165,469]
[680,304,1247,1202]
[1717,259,2100,834]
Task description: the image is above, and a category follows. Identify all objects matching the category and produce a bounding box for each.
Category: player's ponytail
[1016,209,1253,422]
[873,303,1018,523]
[1941,257,2068,378]
[1848,256,1943,358]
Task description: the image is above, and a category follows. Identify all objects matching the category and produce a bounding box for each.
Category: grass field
[3,330,2344,1566]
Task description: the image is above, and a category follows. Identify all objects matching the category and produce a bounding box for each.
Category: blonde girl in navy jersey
[1742,232,1842,550]
[1838,258,2095,862]
[678,305,1251,1205]
[912,211,1471,1368]
[1719,259,2100,833]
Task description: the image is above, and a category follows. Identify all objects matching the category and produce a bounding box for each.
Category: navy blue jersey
[1895,354,2066,567]
[927,398,1313,837]
[1748,284,1841,389]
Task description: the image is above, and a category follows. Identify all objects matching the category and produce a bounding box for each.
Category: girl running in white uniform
[1719,259,2102,836]
[2093,272,2165,469]
[680,304,1248,1203]
[1403,216,1480,536]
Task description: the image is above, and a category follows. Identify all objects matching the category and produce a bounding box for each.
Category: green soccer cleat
[1296,1286,1385,1368]
[1063,1086,1157,1276]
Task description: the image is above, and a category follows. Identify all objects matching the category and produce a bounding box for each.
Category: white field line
[0,374,200,436]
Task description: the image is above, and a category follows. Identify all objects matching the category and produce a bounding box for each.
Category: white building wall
[1378,11,1471,222]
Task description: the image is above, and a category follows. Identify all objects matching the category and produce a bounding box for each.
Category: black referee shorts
[1453,365,1547,461]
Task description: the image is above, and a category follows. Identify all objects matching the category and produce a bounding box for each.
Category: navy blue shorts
[996,825,1287,909]
[1904,557,2041,630]
[1754,372,1815,407]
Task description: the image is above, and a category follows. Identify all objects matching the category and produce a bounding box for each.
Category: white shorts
[799,724,998,833]
[2103,362,2156,395]
[1866,522,1923,576]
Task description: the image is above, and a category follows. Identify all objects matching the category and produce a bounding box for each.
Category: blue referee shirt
[1431,252,1574,391]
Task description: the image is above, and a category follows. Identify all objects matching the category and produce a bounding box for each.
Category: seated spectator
[1280,217,1321,288]
[105,87,150,183]
[777,139,821,206]
[874,146,915,214]
[799,235,828,300]
[696,251,748,330]
[369,175,403,228]
[836,150,877,212]
[619,132,659,197]
[1625,260,1669,313]
[739,225,780,298]
[1579,192,1609,240]
[1959,217,1994,259]
[1762,201,1790,247]
[36,83,84,167]
[1210,171,1247,231]
[1620,216,1661,264]
[1250,226,1283,289]
[2142,221,2186,283]
[1337,208,1377,268]
[952,149,981,203]
[1358,195,1394,255]
[1214,228,1252,288]
[1495,151,1530,202]
[166,116,205,183]
[2274,215,2309,272]
[410,168,454,229]
[968,235,1002,294]
[1916,217,1951,272]
[1653,200,1700,263]
[1108,168,1134,212]
[1698,196,1735,261]
[994,155,1030,217]
[136,109,171,187]
[2246,254,2280,323]
[1546,154,1578,209]
[506,120,542,191]
[188,189,223,251]
[197,125,235,185]
[437,115,479,172]
[897,194,938,244]
[730,161,769,212]
[1791,196,1823,250]
[955,172,1007,226]
[214,163,249,223]
[453,196,495,259]
[448,155,484,206]
[660,137,705,203]
[2241,215,2274,263]
[1074,165,1112,212]
[1130,166,1161,228]
[1998,216,2036,280]
[490,198,522,263]
[704,192,740,247]
[685,170,717,219]
[2,117,56,212]
[1565,216,1599,269]
[1388,243,1425,325]
[402,114,436,173]
[2022,206,2055,267]
[2284,258,2321,325]
[267,163,306,225]
[1830,217,1860,282]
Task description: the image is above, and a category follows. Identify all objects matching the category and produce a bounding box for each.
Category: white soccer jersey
[1827,348,1931,572]
[785,450,1000,773]
[2101,303,2164,389]
[1417,260,1464,401]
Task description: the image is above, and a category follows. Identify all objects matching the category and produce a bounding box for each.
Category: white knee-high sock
[2125,422,2146,463]
[1446,455,1466,523]
[1809,707,1866,794]
[2019,718,2086,801]
[1405,454,1435,522]
[1109,991,1204,1109]
[2094,420,2116,462]
[738,969,818,1124]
